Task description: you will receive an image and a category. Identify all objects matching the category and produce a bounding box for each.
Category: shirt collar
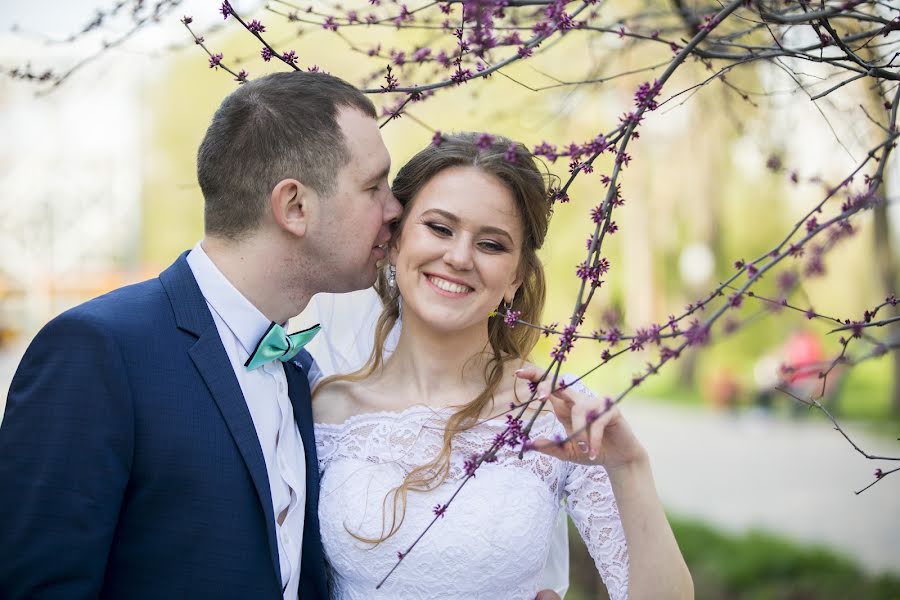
[186,242,275,358]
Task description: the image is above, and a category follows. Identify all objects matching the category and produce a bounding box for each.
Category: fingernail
[514,369,524,375]
[589,453,597,461]
[576,441,589,453]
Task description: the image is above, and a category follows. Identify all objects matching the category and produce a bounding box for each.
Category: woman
[312,133,692,599]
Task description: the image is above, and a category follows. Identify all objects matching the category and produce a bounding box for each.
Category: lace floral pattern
[315,401,629,599]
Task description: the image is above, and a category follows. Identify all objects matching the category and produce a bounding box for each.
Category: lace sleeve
[559,375,630,600]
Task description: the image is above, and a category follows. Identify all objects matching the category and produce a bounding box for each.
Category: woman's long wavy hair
[315,132,555,544]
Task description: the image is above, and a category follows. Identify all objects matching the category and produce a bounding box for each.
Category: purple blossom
[875,468,884,479]
[503,32,522,45]
[412,47,432,62]
[805,217,818,233]
[261,47,273,62]
[181,15,193,25]
[247,19,265,33]
[586,134,609,154]
[451,68,473,85]
[433,503,448,518]
[532,20,552,36]
[220,1,232,20]
[551,325,577,362]
[282,50,298,66]
[208,53,224,69]
[381,65,399,92]
[603,327,622,346]
[432,131,443,146]
[805,252,825,277]
[322,16,339,31]
[634,80,663,111]
[533,141,558,161]
[504,309,522,328]
[776,271,797,294]
[475,133,495,150]
[660,346,680,361]
[234,69,249,83]
[684,319,709,346]
[504,143,518,163]
[549,187,569,204]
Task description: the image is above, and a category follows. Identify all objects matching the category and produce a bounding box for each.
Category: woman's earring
[387,265,397,287]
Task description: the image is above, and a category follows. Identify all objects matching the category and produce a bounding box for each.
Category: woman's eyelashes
[424,222,508,253]
[425,221,452,236]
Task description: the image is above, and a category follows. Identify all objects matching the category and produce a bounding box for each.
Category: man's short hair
[197,71,377,239]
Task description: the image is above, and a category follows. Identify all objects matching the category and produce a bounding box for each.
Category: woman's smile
[424,273,475,297]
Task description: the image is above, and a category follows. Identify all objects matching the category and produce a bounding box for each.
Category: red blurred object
[782,330,824,384]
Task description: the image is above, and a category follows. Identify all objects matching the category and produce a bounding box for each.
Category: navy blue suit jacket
[0,253,327,599]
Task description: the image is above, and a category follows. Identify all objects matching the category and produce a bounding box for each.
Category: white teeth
[428,275,471,294]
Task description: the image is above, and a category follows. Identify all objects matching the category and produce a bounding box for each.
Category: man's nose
[383,190,402,223]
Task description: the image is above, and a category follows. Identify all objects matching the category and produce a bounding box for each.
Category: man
[0,71,399,598]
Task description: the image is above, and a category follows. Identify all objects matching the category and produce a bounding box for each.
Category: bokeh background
[1,1,898,597]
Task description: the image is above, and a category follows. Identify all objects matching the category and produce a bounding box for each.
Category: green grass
[670,515,900,600]
[566,515,900,600]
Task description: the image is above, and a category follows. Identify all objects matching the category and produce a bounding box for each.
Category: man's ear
[270,178,314,237]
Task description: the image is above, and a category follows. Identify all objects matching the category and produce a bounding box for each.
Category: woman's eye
[479,240,506,252]
[427,223,452,236]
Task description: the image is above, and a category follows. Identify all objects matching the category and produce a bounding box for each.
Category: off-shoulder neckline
[313,403,558,432]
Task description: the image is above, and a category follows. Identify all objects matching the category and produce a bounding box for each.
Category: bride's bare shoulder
[312,378,368,425]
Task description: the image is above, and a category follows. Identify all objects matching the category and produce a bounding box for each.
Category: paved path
[2,344,898,573]
[626,399,899,574]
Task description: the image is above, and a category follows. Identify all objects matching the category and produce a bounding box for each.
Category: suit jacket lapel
[160,253,282,585]
[284,356,327,598]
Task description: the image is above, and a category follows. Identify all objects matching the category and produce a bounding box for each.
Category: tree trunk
[872,187,900,414]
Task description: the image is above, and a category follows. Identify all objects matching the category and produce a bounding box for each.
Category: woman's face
[391,166,524,334]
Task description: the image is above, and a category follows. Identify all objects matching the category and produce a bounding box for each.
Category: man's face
[313,107,401,292]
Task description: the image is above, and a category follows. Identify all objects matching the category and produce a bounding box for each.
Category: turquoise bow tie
[244,322,321,371]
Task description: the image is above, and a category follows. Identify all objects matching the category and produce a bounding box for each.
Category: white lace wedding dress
[314,397,630,599]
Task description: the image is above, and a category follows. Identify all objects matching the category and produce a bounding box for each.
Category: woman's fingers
[529,436,569,461]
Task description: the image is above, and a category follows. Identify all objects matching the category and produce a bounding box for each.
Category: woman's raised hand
[514,366,647,470]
